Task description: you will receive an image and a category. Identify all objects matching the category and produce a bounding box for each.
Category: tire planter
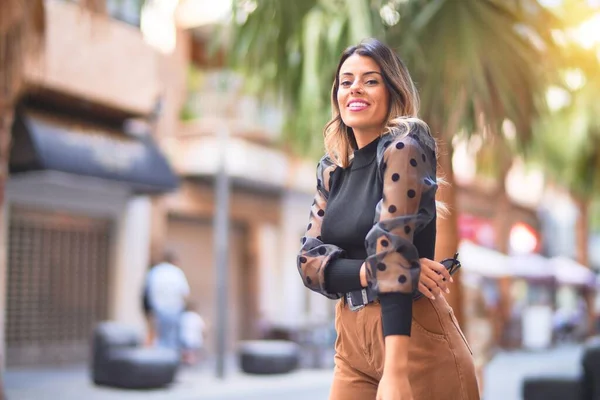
[91,321,179,389]
[238,340,300,375]
[582,337,600,400]
[522,376,582,400]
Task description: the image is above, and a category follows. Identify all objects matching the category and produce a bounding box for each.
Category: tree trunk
[575,196,590,267]
[0,103,14,400]
[574,195,594,337]
[435,144,464,326]
[492,156,513,348]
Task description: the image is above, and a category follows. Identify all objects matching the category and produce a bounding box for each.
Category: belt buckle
[346,289,368,312]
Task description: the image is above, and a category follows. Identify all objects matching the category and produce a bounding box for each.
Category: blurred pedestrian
[297,38,479,399]
[145,252,190,350]
[179,300,207,366]
[142,262,156,346]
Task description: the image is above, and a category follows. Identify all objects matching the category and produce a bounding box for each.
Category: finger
[423,269,449,294]
[420,275,441,296]
[418,283,436,300]
[429,261,453,282]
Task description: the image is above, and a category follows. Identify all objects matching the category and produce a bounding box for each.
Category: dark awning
[10,110,179,194]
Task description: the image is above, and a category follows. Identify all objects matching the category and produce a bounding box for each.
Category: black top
[297,122,438,337]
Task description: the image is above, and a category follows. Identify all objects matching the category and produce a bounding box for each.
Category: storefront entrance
[5,207,112,367]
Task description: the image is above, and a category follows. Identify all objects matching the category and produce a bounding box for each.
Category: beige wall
[166,181,281,226]
[24,0,160,115]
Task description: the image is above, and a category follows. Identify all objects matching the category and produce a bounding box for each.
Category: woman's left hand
[418,258,452,300]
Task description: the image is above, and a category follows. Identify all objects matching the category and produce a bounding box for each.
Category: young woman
[297,38,480,400]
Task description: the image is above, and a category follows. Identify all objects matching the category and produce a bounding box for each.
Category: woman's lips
[348,101,369,112]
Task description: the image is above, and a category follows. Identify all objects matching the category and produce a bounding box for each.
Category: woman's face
[337,54,390,138]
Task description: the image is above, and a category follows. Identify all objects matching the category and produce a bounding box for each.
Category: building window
[58,0,144,27]
[107,0,144,27]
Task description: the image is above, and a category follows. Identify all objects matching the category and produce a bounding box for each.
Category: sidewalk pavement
[5,365,334,400]
[484,344,584,400]
[5,344,584,400]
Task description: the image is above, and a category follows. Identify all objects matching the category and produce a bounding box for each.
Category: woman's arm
[297,156,364,298]
[364,125,438,347]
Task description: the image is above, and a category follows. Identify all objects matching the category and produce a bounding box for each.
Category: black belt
[345,286,378,311]
[344,253,462,311]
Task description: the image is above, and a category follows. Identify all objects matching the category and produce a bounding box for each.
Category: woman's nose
[350,81,363,93]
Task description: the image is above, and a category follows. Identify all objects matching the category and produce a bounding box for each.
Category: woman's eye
[366,80,378,85]
[340,81,352,87]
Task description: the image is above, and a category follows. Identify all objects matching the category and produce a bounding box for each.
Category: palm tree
[0,1,103,395]
[532,33,600,334]
[228,0,558,324]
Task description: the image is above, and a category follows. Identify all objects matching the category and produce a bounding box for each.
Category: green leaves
[227,0,559,162]
[228,0,389,155]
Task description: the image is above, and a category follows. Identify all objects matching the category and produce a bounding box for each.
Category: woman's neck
[354,128,382,149]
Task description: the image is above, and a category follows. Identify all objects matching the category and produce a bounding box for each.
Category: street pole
[214,125,230,379]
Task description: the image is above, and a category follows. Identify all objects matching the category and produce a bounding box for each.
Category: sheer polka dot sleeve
[365,126,438,336]
[297,156,343,300]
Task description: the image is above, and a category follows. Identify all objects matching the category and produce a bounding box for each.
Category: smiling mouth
[348,101,369,111]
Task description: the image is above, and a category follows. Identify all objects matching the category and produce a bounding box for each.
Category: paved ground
[484,344,583,400]
[5,365,333,400]
[4,344,584,400]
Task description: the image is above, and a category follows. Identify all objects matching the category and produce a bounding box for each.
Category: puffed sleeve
[364,126,438,337]
[297,156,351,300]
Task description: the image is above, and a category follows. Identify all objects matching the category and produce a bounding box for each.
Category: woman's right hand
[377,371,414,400]
[418,257,452,300]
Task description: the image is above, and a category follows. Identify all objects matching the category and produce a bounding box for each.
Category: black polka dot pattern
[296,154,344,300]
[363,128,437,297]
[298,124,437,304]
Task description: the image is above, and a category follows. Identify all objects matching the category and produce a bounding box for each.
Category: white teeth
[349,102,368,108]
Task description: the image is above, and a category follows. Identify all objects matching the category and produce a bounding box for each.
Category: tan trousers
[330,295,480,400]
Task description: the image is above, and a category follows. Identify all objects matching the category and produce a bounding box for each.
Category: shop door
[5,207,112,367]
[166,217,257,354]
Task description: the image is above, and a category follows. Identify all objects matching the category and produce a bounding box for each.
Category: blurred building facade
[153,27,333,355]
[1,0,177,367]
[0,0,332,369]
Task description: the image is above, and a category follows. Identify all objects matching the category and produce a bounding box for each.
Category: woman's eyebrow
[340,71,382,77]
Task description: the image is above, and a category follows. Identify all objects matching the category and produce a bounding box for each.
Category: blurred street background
[1,0,600,399]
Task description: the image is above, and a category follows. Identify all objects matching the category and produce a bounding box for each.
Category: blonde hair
[324,38,448,216]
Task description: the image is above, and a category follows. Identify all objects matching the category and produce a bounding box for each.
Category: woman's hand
[379,336,413,399]
[377,370,413,400]
[418,258,452,300]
